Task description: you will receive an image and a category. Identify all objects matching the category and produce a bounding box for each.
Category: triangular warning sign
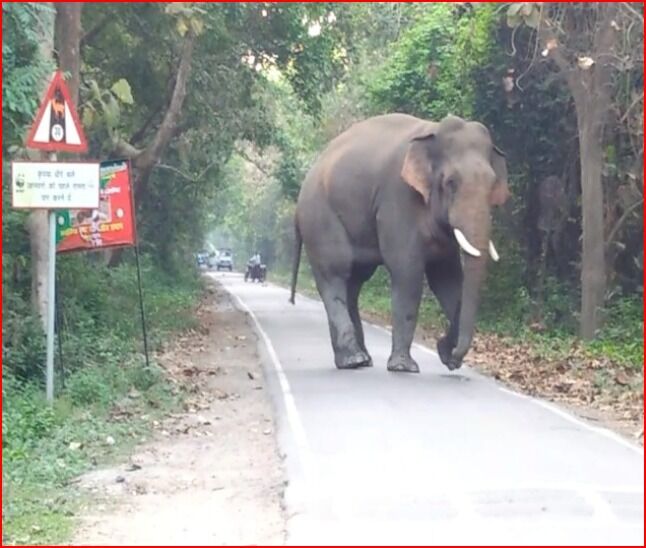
[26,71,88,153]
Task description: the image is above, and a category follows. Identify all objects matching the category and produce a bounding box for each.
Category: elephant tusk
[453,228,481,257]
[489,240,500,262]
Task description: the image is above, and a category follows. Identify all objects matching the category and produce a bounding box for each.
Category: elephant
[289,113,510,373]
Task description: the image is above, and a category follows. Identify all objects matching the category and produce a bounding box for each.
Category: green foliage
[3,133,199,543]
[3,359,179,544]
[2,252,197,544]
[80,76,136,143]
[506,2,541,29]
[2,3,55,150]
[2,309,46,382]
[369,4,496,119]
[588,297,644,369]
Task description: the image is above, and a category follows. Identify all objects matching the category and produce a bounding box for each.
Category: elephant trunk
[451,254,487,367]
[449,212,491,368]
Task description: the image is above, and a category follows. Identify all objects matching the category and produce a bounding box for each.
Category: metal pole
[55,274,65,388]
[134,243,150,368]
[45,151,57,402]
[46,210,57,401]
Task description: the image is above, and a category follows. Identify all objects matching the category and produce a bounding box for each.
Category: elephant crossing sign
[26,71,89,153]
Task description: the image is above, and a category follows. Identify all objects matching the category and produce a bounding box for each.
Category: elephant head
[401,114,510,367]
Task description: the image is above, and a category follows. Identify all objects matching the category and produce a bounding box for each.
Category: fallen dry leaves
[423,329,644,445]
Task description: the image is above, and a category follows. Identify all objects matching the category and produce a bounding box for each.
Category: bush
[589,297,644,369]
[2,309,46,382]
[2,380,56,453]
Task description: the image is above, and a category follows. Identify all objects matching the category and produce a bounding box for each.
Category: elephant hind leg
[312,269,371,369]
[302,205,371,369]
[347,264,377,367]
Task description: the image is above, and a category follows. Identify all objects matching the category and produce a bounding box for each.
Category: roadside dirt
[72,278,285,546]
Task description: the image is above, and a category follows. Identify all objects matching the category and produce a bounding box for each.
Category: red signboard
[26,71,89,153]
[56,159,136,253]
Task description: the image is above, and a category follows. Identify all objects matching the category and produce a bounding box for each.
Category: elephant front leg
[437,308,459,368]
[387,272,423,373]
[426,255,462,369]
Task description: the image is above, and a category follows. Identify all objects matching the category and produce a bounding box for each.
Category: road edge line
[225,288,315,477]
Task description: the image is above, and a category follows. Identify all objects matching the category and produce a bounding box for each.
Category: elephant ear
[401,130,436,204]
[490,145,510,206]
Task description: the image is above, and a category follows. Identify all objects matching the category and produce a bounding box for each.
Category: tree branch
[80,13,111,47]
[153,159,219,183]
[539,18,573,75]
[112,137,143,159]
[153,163,195,181]
[235,147,270,176]
[130,103,164,146]
[135,31,196,174]
[124,30,196,205]
[620,2,644,25]
[605,198,643,250]
[619,91,643,124]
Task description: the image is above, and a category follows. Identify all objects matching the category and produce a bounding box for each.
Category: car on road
[216,250,234,271]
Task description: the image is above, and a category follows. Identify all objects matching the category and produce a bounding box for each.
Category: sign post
[17,71,93,401]
[46,167,57,401]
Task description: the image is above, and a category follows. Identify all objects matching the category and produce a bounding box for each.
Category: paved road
[212,272,644,546]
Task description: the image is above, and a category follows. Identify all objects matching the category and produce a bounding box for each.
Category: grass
[2,257,202,545]
[2,370,179,545]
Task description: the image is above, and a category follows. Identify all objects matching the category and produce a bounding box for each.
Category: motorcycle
[244,261,267,283]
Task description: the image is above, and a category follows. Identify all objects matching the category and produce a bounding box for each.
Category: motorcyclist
[246,252,263,281]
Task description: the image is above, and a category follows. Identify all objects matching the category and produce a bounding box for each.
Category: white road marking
[498,387,644,456]
[224,282,315,480]
[448,489,479,521]
[577,487,619,524]
[300,291,644,456]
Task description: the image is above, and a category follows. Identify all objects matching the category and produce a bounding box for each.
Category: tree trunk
[28,4,55,326]
[28,212,50,323]
[570,5,616,340]
[28,3,83,326]
[55,3,82,104]
[577,103,607,339]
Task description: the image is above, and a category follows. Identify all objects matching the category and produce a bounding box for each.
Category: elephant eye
[446,178,458,193]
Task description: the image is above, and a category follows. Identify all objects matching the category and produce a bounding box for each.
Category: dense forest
[2,3,643,543]
[209,2,643,347]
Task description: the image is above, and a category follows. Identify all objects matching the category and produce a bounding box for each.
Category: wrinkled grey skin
[290,113,509,373]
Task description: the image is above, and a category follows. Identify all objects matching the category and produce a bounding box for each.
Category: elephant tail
[289,215,302,305]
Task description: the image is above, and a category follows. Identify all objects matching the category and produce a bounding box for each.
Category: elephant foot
[446,353,464,371]
[437,336,454,368]
[335,349,372,370]
[387,354,420,373]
